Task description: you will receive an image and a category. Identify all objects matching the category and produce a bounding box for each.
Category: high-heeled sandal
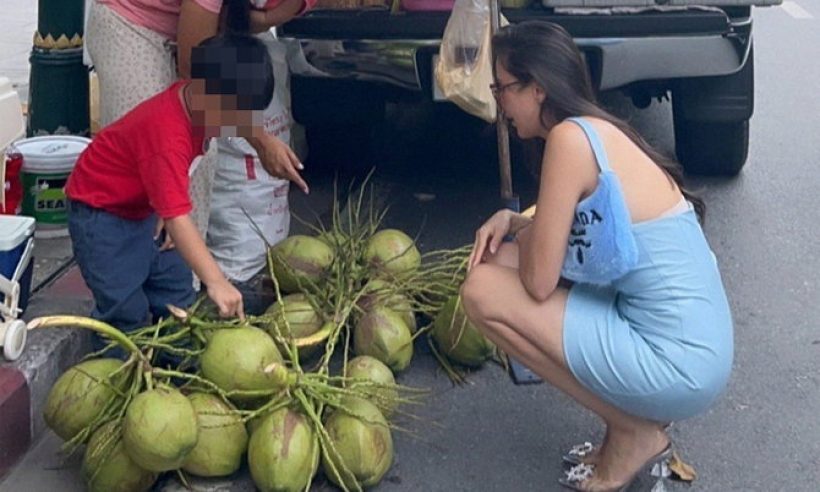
[563,441,599,466]
[563,423,674,466]
[558,442,673,491]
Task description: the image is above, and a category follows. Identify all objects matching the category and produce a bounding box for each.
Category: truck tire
[672,43,754,176]
[673,114,750,176]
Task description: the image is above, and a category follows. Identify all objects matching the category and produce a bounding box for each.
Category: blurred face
[492,62,545,139]
[188,81,261,139]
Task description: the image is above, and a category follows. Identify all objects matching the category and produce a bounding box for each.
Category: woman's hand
[468,209,515,271]
[248,133,309,194]
[206,279,245,320]
[249,0,306,32]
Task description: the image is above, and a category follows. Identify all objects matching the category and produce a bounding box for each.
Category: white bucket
[16,135,90,238]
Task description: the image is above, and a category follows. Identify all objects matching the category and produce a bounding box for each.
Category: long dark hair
[223,0,252,34]
[493,21,705,221]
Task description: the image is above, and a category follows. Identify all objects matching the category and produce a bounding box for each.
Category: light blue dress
[560,118,734,422]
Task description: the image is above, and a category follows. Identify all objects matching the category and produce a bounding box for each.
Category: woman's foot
[560,424,670,491]
[564,422,671,467]
[563,430,609,466]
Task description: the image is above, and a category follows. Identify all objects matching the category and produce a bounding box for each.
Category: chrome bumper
[282,20,751,93]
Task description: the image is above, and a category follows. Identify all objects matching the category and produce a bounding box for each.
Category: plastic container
[1,77,25,216]
[16,135,90,238]
[27,47,90,138]
[2,147,23,215]
[401,0,455,11]
[0,215,35,314]
[0,77,24,146]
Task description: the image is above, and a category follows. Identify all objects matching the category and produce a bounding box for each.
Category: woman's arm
[249,0,306,33]
[510,214,534,236]
[177,0,221,79]
[517,122,598,302]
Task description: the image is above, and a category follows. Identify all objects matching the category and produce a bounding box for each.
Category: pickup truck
[279,0,782,176]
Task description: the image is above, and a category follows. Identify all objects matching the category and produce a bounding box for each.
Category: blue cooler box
[0,216,35,314]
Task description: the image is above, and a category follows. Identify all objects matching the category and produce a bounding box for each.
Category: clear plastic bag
[434,0,506,122]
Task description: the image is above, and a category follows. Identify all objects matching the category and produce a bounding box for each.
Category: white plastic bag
[207,33,292,283]
[435,0,506,123]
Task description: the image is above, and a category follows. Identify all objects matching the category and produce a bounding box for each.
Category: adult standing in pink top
[85,0,313,236]
[87,0,311,124]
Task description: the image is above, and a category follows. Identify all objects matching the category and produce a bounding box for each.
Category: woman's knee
[485,242,519,269]
[461,264,500,324]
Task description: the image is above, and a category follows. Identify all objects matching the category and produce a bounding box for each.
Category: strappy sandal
[563,423,673,466]
[558,442,673,491]
[563,441,599,466]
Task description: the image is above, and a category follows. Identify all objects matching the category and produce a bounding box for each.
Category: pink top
[250,0,317,16]
[100,0,223,40]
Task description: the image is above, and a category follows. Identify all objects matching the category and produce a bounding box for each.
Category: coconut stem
[294,389,362,492]
[28,316,145,360]
[427,336,467,385]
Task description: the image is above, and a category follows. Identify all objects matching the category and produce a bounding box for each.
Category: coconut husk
[122,386,199,472]
[248,407,320,492]
[182,393,248,477]
[44,358,127,441]
[82,421,157,492]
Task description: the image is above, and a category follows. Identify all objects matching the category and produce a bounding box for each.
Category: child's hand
[207,280,245,320]
[153,218,175,251]
[251,134,309,194]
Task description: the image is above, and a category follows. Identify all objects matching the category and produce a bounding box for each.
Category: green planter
[35,0,85,49]
[27,48,90,138]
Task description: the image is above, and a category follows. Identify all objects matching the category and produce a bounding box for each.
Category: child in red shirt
[66,33,278,346]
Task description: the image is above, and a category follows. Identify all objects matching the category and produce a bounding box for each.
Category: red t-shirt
[66,81,204,220]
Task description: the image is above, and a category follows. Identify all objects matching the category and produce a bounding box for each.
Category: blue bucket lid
[0,216,35,251]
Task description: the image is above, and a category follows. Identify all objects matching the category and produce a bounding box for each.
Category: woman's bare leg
[461,263,669,490]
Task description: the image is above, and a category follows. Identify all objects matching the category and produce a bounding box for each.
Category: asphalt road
[3,3,818,492]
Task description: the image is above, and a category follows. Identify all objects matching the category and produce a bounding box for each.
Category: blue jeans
[68,201,195,356]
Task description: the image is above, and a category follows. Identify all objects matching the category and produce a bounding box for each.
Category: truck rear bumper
[280,7,752,93]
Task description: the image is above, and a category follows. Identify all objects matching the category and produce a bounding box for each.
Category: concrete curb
[0,267,92,479]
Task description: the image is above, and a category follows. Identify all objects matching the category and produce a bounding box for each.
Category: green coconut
[263,295,324,359]
[182,392,249,477]
[359,279,417,333]
[81,421,157,492]
[44,358,125,441]
[122,386,199,472]
[248,407,320,492]
[200,326,285,397]
[431,295,495,367]
[353,305,413,372]
[346,356,399,417]
[322,397,393,489]
[270,235,335,292]
[364,229,421,276]
[246,409,271,437]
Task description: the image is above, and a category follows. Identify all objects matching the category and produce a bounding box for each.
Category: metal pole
[489,1,541,385]
[489,0,513,201]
